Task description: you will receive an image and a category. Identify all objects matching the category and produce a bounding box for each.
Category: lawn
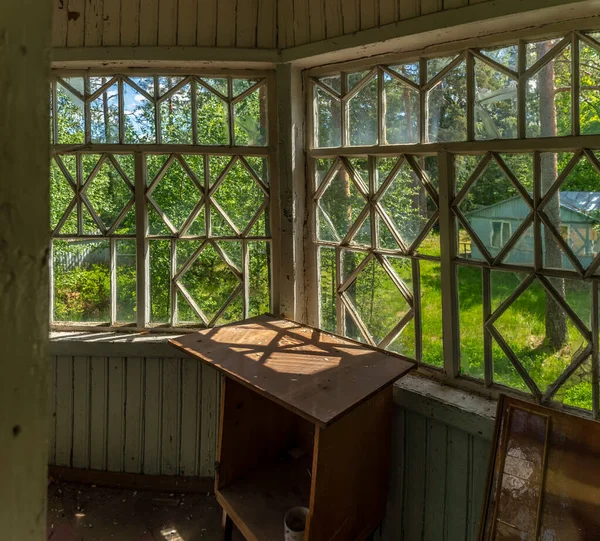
[319,232,593,412]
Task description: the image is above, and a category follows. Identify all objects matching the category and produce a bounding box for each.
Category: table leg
[221,510,234,541]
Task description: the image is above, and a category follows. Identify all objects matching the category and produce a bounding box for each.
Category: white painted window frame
[49,69,280,332]
[304,28,600,419]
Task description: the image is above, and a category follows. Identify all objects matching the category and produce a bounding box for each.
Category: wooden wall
[48,354,220,478]
[381,408,492,541]
[51,0,488,50]
[52,0,278,49]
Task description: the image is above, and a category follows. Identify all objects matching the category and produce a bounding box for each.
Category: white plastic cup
[284,506,309,541]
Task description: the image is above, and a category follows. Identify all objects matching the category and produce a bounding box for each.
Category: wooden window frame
[305,29,600,419]
[50,69,280,332]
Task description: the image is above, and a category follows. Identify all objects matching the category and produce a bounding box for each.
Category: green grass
[319,233,593,411]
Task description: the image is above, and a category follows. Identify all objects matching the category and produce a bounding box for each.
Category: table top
[169,315,415,427]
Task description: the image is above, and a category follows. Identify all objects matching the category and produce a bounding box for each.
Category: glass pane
[56,79,85,144]
[480,45,518,71]
[457,158,527,262]
[90,81,119,143]
[180,244,240,322]
[420,259,444,367]
[379,161,436,249]
[53,240,110,322]
[345,257,411,345]
[159,81,193,144]
[427,56,456,81]
[317,168,366,241]
[493,276,588,396]
[197,83,229,145]
[151,158,201,232]
[427,61,467,142]
[50,158,75,231]
[149,240,171,323]
[234,86,267,146]
[348,76,378,146]
[319,247,337,334]
[348,71,371,90]
[459,265,484,378]
[232,78,259,97]
[553,357,592,411]
[526,38,561,69]
[526,45,572,138]
[388,63,420,84]
[200,77,228,97]
[116,240,136,323]
[314,86,341,148]
[318,75,341,94]
[85,157,133,231]
[384,73,420,144]
[248,241,271,317]
[123,79,155,143]
[475,59,517,140]
[579,41,600,135]
[213,160,265,233]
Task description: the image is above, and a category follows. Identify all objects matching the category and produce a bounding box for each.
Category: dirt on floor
[47,481,229,541]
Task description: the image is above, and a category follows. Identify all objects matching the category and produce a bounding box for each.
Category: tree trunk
[538,42,568,349]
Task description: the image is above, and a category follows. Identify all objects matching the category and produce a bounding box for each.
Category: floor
[47,481,237,541]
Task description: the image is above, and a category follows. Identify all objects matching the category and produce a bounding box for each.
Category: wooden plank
[467,436,491,541]
[49,465,213,493]
[72,356,90,469]
[360,0,378,30]
[102,0,121,45]
[423,419,448,541]
[325,0,343,39]
[308,0,326,43]
[399,0,420,19]
[55,356,74,467]
[0,2,51,536]
[278,0,294,48]
[90,356,108,470]
[402,411,427,541]
[48,356,57,465]
[381,407,405,540]
[53,0,69,47]
[177,0,198,46]
[124,357,144,474]
[216,377,304,489]
[120,0,140,45]
[216,0,236,47]
[179,358,200,476]
[138,0,158,45]
[236,0,258,47]
[199,364,219,477]
[66,0,85,47]
[143,357,162,475]
[379,0,399,25]
[196,0,217,46]
[160,357,180,476]
[421,0,443,15]
[308,386,393,540]
[443,0,469,8]
[341,0,361,34]
[107,357,125,472]
[292,0,310,46]
[170,316,415,427]
[445,427,470,540]
[158,0,178,46]
[84,0,104,46]
[256,0,276,48]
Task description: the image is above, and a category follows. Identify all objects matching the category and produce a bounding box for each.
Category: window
[490,221,511,249]
[50,72,273,328]
[308,30,600,417]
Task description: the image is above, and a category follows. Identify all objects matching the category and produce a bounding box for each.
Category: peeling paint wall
[0,1,51,539]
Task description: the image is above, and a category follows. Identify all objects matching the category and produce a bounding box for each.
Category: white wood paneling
[72,356,90,468]
[179,359,200,476]
[55,356,74,467]
[124,357,144,473]
[121,0,141,46]
[90,356,108,470]
[143,357,162,475]
[107,357,125,471]
[199,364,220,477]
[160,357,181,476]
[66,0,85,47]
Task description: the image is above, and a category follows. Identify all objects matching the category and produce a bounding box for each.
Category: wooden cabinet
[170,316,415,540]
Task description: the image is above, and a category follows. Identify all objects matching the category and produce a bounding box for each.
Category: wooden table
[169,315,415,541]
